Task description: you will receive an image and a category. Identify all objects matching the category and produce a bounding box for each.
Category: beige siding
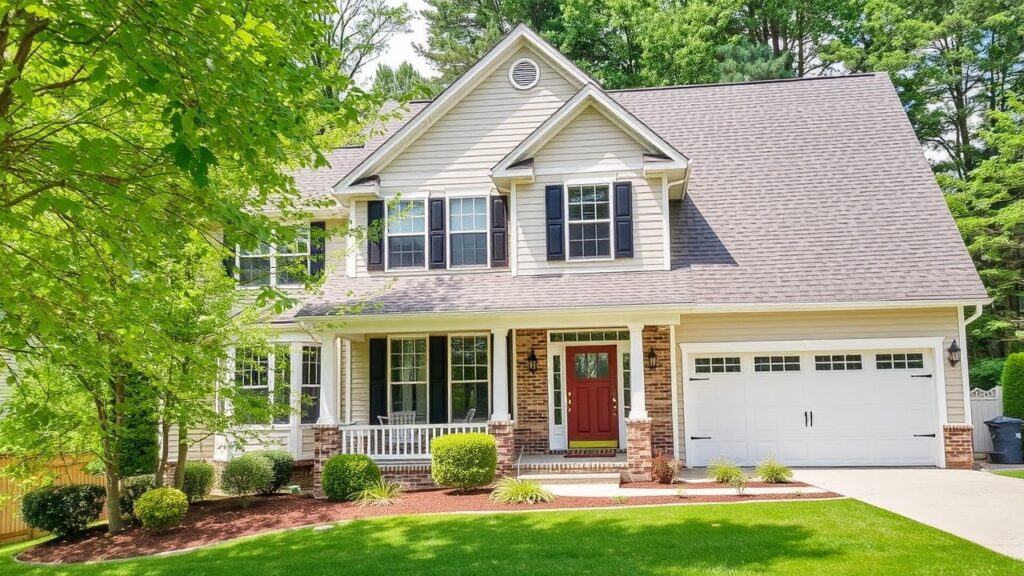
[516,106,665,274]
[166,427,216,462]
[675,307,967,460]
[349,338,370,423]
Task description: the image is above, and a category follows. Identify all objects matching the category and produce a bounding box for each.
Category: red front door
[566,345,619,448]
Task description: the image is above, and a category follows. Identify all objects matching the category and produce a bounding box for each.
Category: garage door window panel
[754,355,801,372]
[694,357,741,374]
[814,354,863,371]
[876,353,924,370]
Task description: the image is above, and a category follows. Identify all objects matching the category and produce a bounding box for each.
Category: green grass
[2,499,1020,575]
[994,470,1024,479]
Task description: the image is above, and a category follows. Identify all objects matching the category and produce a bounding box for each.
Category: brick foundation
[489,420,516,477]
[381,464,437,490]
[313,425,341,498]
[626,418,654,481]
[514,329,549,454]
[643,326,673,456]
[290,460,314,491]
[943,424,974,469]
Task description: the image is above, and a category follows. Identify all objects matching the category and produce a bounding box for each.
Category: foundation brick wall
[381,464,437,491]
[489,420,516,477]
[943,424,974,469]
[290,460,314,491]
[643,325,674,456]
[514,329,549,454]
[312,425,341,499]
[626,418,654,482]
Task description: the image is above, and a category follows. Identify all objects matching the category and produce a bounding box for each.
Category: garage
[683,341,945,467]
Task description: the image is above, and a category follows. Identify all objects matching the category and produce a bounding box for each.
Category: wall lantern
[646,347,658,370]
[527,348,539,373]
[947,339,961,368]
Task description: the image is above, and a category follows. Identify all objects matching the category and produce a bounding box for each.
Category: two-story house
[187,25,988,491]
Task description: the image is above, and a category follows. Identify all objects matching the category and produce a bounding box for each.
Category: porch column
[288,342,302,458]
[490,327,512,421]
[317,333,339,425]
[627,323,648,419]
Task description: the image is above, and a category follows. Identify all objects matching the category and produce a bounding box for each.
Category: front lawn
[3,499,1020,575]
[994,470,1024,479]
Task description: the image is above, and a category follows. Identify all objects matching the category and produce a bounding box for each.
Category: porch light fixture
[527,348,539,373]
[947,339,961,367]
[647,347,658,370]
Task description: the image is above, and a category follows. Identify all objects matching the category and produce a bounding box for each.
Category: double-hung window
[567,184,612,259]
[387,200,426,269]
[450,336,488,421]
[390,337,428,422]
[236,228,310,287]
[300,346,322,424]
[234,346,291,424]
[449,197,488,267]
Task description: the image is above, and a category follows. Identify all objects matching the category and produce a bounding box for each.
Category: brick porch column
[312,425,340,499]
[626,418,653,482]
[943,424,974,469]
[489,420,516,477]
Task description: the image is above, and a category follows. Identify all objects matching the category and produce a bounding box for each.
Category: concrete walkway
[794,468,1024,560]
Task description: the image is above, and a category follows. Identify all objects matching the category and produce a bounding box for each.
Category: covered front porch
[304,312,678,491]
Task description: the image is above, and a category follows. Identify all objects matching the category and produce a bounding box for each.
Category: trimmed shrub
[119,474,155,518]
[707,458,743,484]
[755,458,792,483]
[181,462,215,503]
[353,479,404,507]
[250,450,295,495]
[971,357,1006,391]
[221,454,274,506]
[1003,353,1024,420]
[134,488,188,533]
[322,454,381,501]
[431,432,496,491]
[21,484,105,538]
[651,454,680,484]
[489,478,554,504]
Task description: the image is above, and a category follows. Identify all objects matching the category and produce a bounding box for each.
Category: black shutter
[222,230,235,278]
[309,221,326,277]
[428,199,446,269]
[613,181,633,258]
[490,195,509,267]
[428,336,448,423]
[369,338,387,424]
[367,200,384,271]
[545,184,565,261]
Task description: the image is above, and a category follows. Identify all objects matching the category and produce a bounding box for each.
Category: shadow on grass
[177,507,835,576]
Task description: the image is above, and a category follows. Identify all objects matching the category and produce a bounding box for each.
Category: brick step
[518,473,622,485]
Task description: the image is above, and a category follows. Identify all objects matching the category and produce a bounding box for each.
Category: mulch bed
[627,480,813,489]
[18,489,841,565]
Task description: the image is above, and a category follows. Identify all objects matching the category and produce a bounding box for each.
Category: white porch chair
[377,410,417,453]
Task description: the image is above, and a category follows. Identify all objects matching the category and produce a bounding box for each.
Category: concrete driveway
[794,468,1024,560]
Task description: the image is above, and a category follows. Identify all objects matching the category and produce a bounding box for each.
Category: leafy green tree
[372,62,442,100]
[314,0,413,94]
[717,40,794,82]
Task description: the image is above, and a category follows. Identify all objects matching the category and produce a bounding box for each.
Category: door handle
[690,436,711,440]
[914,433,936,438]
[804,411,808,427]
[910,374,932,378]
[689,377,709,381]
[567,391,572,414]
[810,411,813,427]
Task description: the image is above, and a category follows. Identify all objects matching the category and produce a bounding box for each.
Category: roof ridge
[607,73,881,94]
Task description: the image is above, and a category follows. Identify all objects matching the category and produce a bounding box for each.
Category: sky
[364,0,435,83]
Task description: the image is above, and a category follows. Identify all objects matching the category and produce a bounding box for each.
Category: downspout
[960,304,983,427]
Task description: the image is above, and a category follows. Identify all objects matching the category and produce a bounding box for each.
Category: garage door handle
[810,411,813,427]
[804,411,808,427]
[689,377,709,381]
[914,433,936,438]
[910,374,932,378]
[690,436,711,440]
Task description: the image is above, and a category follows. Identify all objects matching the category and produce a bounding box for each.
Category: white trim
[669,324,680,460]
[384,198,428,271]
[386,335,430,423]
[510,181,519,277]
[334,25,592,192]
[344,338,353,424]
[446,196,491,270]
[447,333,491,422]
[288,343,302,457]
[508,57,540,90]
[492,85,688,178]
[959,305,983,427]
[564,180,615,262]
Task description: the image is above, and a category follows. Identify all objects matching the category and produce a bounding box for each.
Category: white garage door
[685,349,940,467]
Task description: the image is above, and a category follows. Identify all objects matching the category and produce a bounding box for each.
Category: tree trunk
[174,421,189,489]
[155,416,170,487]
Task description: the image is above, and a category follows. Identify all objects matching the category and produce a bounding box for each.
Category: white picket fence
[970,387,1002,454]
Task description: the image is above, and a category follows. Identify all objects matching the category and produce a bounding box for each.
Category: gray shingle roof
[292,74,987,318]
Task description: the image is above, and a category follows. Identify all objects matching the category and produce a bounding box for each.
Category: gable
[532,105,650,175]
[376,45,580,193]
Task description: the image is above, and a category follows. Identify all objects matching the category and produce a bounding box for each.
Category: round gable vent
[509,58,540,90]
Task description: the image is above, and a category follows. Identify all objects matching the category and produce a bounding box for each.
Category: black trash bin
[985,416,1024,464]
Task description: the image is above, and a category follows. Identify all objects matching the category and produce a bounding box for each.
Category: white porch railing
[338,422,488,460]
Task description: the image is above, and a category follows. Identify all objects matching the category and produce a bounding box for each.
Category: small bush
[971,357,1006,391]
[651,454,680,484]
[489,478,554,504]
[431,433,496,491]
[119,474,155,518]
[221,454,274,506]
[21,484,106,538]
[675,486,687,499]
[730,474,749,496]
[181,462,215,503]
[353,479,405,507]
[1003,353,1024,420]
[321,454,381,501]
[134,488,188,533]
[250,450,295,495]
[611,495,629,505]
[707,458,743,484]
[755,457,792,483]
